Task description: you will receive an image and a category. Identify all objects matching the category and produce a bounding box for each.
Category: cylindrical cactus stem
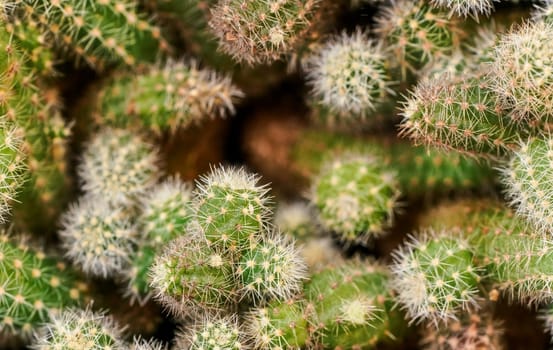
[209,0,321,64]
[390,231,482,326]
[78,127,161,207]
[305,29,393,126]
[236,233,307,303]
[174,315,243,350]
[501,136,553,234]
[0,124,28,222]
[194,165,272,255]
[429,0,496,18]
[489,21,553,124]
[310,153,400,244]
[30,308,126,349]
[420,306,504,350]
[95,61,243,134]
[399,74,523,160]
[375,0,463,77]
[304,261,406,349]
[149,236,237,318]
[0,233,87,337]
[59,195,137,278]
[127,177,195,302]
[3,0,171,71]
[244,298,315,349]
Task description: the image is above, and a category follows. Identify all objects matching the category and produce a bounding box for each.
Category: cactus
[127,177,195,301]
[310,153,400,244]
[31,308,126,349]
[149,236,236,318]
[0,124,27,222]
[78,128,161,207]
[95,61,243,134]
[236,234,307,302]
[274,201,316,241]
[399,74,523,159]
[375,0,462,77]
[429,0,496,18]
[59,195,136,278]
[0,233,86,337]
[3,0,170,71]
[304,262,406,349]
[195,165,272,255]
[174,315,243,350]
[244,298,314,349]
[209,0,321,64]
[501,136,553,234]
[489,21,553,123]
[305,29,392,125]
[391,231,481,325]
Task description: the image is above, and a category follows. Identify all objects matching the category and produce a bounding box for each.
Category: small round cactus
[501,137,553,234]
[209,0,321,64]
[174,315,243,350]
[195,165,272,255]
[59,196,136,278]
[78,128,161,206]
[391,231,481,325]
[274,201,317,240]
[149,236,236,317]
[310,153,400,244]
[489,21,553,123]
[31,308,126,350]
[236,234,307,302]
[305,29,392,124]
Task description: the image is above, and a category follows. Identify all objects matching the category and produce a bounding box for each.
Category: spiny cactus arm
[96,61,243,134]
[131,337,168,350]
[244,298,314,349]
[390,231,482,326]
[304,262,407,348]
[194,165,272,255]
[0,234,87,337]
[310,152,400,244]
[209,0,321,64]
[149,236,237,318]
[174,315,243,350]
[399,74,522,159]
[429,0,496,18]
[305,29,393,124]
[236,233,307,303]
[59,195,136,278]
[126,177,195,301]
[31,308,126,349]
[78,127,161,206]
[501,136,553,234]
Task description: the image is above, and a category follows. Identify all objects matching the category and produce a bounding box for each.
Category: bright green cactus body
[237,235,306,302]
[4,0,170,71]
[501,137,553,234]
[0,234,86,337]
[306,29,392,126]
[304,262,405,349]
[95,61,243,134]
[209,0,320,64]
[291,130,496,200]
[195,166,272,255]
[391,232,481,325]
[376,0,462,76]
[400,75,523,159]
[31,308,125,350]
[150,236,236,317]
[245,299,313,349]
[127,178,195,300]
[311,153,400,243]
[175,316,243,350]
